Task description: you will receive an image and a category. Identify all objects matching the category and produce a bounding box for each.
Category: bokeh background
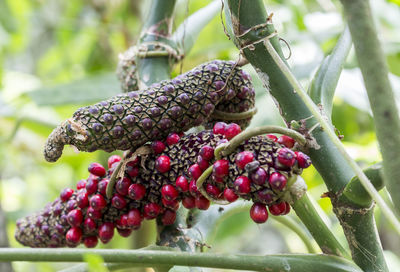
[1,0,400,271]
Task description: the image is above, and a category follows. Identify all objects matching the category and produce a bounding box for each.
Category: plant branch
[0,248,363,272]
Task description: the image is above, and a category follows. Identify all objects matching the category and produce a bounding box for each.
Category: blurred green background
[1,0,400,271]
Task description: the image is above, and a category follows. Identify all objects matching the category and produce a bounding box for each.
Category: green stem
[221,125,307,156]
[0,249,362,272]
[339,0,400,215]
[196,166,229,205]
[292,193,350,258]
[211,108,258,121]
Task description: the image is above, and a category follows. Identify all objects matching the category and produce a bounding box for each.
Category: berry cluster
[15,123,310,248]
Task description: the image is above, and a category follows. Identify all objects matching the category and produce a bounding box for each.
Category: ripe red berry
[86,207,102,220]
[269,172,287,191]
[277,148,296,167]
[155,155,171,173]
[295,151,311,169]
[188,164,203,180]
[213,176,225,183]
[224,188,239,202]
[161,184,179,201]
[205,184,221,198]
[162,210,177,225]
[127,209,142,227]
[195,196,211,210]
[277,135,295,148]
[224,123,241,140]
[128,183,146,200]
[257,188,276,204]
[182,196,196,209]
[250,167,268,185]
[60,188,74,202]
[112,194,127,209]
[116,214,129,228]
[126,165,139,178]
[85,178,98,195]
[117,228,132,237]
[67,209,83,227]
[166,133,180,145]
[151,141,166,154]
[189,179,199,195]
[76,192,89,209]
[213,122,227,135]
[89,194,106,211]
[283,202,291,215]
[162,198,180,210]
[199,145,214,161]
[83,236,98,248]
[213,159,229,178]
[116,177,131,196]
[235,151,254,169]
[98,222,114,244]
[234,176,251,194]
[269,202,287,216]
[107,155,122,169]
[143,203,162,220]
[175,176,189,192]
[250,203,269,223]
[127,157,139,167]
[88,162,106,177]
[197,155,209,171]
[266,134,278,142]
[97,178,109,195]
[76,180,86,190]
[66,227,82,245]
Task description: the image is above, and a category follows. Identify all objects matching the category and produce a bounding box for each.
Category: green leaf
[83,253,108,272]
[28,73,120,106]
[309,27,352,118]
[172,1,221,55]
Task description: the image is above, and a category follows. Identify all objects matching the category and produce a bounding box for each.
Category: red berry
[60,188,74,202]
[67,209,83,227]
[250,203,269,223]
[162,198,180,210]
[195,196,210,210]
[199,145,214,161]
[117,228,132,237]
[88,162,106,177]
[85,178,98,195]
[269,172,287,191]
[256,188,276,204]
[127,157,139,167]
[76,192,89,209]
[151,141,166,154]
[295,151,311,168]
[182,196,196,209]
[143,203,162,220]
[127,209,142,227]
[111,194,127,209]
[282,202,291,215]
[116,214,129,228]
[107,155,122,169]
[266,134,278,142]
[277,148,296,167]
[166,133,180,145]
[269,202,287,216]
[97,179,109,195]
[205,184,221,198]
[83,236,98,248]
[98,222,114,244]
[66,227,82,245]
[235,151,254,169]
[213,122,227,135]
[175,176,189,192]
[189,179,199,195]
[213,159,229,178]
[162,210,177,225]
[197,155,209,171]
[224,188,239,202]
[126,165,139,178]
[116,177,131,196]
[234,176,251,194]
[250,167,268,185]
[213,176,225,183]
[86,207,102,220]
[155,155,171,173]
[89,194,106,211]
[188,164,203,180]
[128,183,146,200]
[76,180,86,190]
[224,123,241,140]
[277,135,295,148]
[161,184,179,201]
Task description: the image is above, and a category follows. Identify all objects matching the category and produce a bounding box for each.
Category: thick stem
[340,0,400,215]
[0,248,363,272]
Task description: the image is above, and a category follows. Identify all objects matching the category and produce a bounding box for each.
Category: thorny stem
[0,248,363,272]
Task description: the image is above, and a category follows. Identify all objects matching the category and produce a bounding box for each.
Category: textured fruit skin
[44,60,255,162]
[16,129,304,248]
